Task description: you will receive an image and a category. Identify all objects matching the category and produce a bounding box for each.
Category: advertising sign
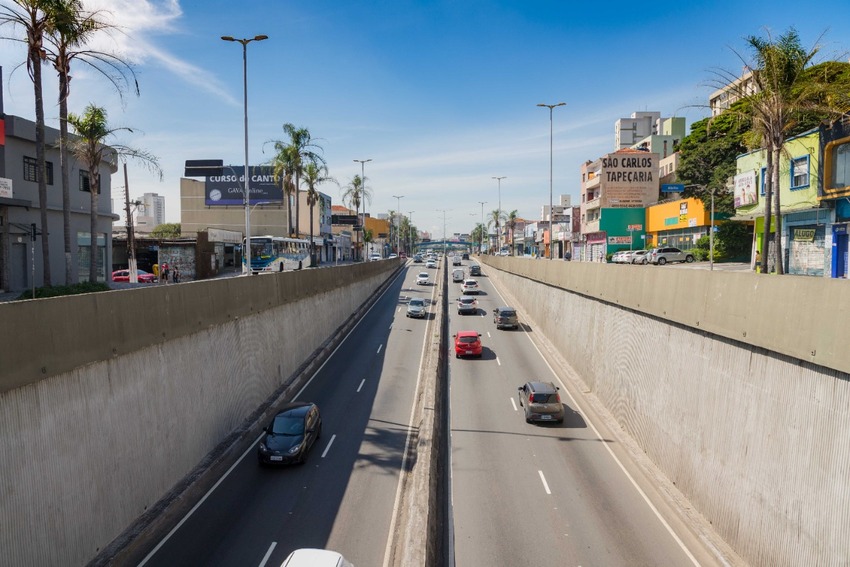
[734,170,758,208]
[661,183,685,193]
[0,177,12,199]
[205,165,283,206]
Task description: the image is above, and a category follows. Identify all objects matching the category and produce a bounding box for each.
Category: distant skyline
[2,0,848,238]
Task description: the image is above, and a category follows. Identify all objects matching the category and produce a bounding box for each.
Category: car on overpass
[257,402,322,466]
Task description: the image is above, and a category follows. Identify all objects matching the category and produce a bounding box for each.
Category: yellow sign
[794,228,816,242]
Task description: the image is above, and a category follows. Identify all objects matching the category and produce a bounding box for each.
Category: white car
[281,549,353,567]
[426,260,437,269]
[416,271,430,285]
[369,253,382,261]
[461,278,479,294]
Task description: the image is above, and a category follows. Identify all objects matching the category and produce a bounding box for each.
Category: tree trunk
[89,171,99,282]
[59,69,73,285]
[760,149,773,274]
[294,171,300,237]
[32,48,51,287]
[309,204,315,267]
[772,143,784,275]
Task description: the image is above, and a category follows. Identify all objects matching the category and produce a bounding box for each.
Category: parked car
[493,306,519,330]
[416,271,430,285]
[461,279,480,294]
[388,253,398,259]
[630,250,649,264]
[281,549,354,567]
[112,269,157,283]
[407,298,427,318]
[457,296,478,315]
[469,264,481,276]
[649,246,695,265]
[257,402,322,465]
[517,381,564,423]
[611,251,630,263]
[369,253,382,261]
[453,330,483,358]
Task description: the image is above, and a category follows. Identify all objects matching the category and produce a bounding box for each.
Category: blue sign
[661,183,685,193]
[205,165,283,206]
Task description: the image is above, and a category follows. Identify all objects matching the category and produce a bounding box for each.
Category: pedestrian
[161,262,169,283]
[172,266,179,283]
[755,250,761,273]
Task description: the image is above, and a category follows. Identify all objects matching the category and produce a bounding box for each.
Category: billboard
[205,165,283,206]
[734,170,758,208]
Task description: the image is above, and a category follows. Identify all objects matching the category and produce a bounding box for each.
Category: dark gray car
[493,306,518,329]
[258,402,322,465]
[517,381,564,423]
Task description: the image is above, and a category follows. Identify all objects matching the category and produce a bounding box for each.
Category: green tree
[488,209,504,252]
[506,209,518,254]
[269,144,295,234]
[268,124,325,237]
[151,223,181,239]
[44,0,138,284]
[302,162,335,266]
[470,222,486,254]
[0,0,61,286]
[66,104,160,282]
[342,174,371,261]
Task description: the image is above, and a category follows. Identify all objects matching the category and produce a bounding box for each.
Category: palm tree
[66,104,160,282]
[0,0,56,285]
[488,209,504,253]
[506,210,518,255]
[742,28,845,274]
[302,162,336,266]
[342,174,372,261]
[270,144,296,234]
[44,0,138,284]
[471,222,486,254]
[268,124,325,238]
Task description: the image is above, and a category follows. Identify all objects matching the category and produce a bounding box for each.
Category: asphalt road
[138,263,437,567]
[447,262,724,566]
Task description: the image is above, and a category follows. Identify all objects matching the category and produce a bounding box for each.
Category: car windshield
[270,415,305,435]
[418,272,428,278]
[409,299,424,307]
[459,336,478,344]
[460,298,474,304]
[530,393,557,404]
[499,310,516,317]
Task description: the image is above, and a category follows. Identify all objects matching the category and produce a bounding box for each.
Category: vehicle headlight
[288,444,302,455]
[259,442,267,452]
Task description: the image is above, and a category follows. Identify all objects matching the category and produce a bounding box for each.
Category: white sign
[734,170,757,208]
[0,177,12,199]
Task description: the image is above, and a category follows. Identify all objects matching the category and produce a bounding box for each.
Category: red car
[112,269,157,283]
[453,330,483,358]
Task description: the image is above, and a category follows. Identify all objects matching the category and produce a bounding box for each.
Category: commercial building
[134,192,166,231]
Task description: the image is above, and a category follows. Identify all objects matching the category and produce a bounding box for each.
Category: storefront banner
[205,165,283,206]
[734,170,758,208]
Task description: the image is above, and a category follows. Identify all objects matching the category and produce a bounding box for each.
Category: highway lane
[139,262,437,567]
[448,260,716,566]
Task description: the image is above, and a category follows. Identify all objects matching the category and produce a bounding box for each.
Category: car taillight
[556,393,561,403]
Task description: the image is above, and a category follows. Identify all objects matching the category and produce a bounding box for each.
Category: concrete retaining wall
[482,257,850,566]
[0,262,397,567]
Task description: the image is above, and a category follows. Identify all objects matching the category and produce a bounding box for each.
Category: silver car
[407,298,427,318]
[649,246,695,265]
[517,381,564,423]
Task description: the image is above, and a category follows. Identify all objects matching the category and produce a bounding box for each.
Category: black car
[258,402,322,466]
[462,253,470,260]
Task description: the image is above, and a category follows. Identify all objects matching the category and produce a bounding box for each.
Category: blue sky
[2,0,848,238]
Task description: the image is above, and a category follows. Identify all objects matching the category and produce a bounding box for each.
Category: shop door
[11,242,27,289]
[836,232,849,278]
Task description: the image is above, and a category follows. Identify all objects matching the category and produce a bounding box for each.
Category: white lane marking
[538,470,552,495]
[496,357,501,366]
[510,398,518,412]
[357,378,366,392]
[139,267,412,566]
[258,542,276,567]
[321,434,337,458]
[377,344,383,354]
[487,331,491,338]
[500,274,702,566]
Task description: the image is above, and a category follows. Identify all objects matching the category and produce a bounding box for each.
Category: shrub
[16,281,111,300]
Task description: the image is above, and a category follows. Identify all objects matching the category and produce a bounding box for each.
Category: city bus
[242,236,311,274]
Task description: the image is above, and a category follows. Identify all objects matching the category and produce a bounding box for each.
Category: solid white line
[496,357,501,366]
[377,344,383,354]
[382,274,434,567]
[507,279,702,566]
[357,378,365,392]
[538,470,552,495]
[321,434,336,458]
[139,266,412,566]
[487,331,491,338]
[258,542,276,567]
[510,398,518,412]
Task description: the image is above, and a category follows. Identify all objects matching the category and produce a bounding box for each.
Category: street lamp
[393,194,404,255]
[537,102,566,260]
[437,209,449,256]
[353,159,372,261]
[492,177,505,253]
[408,211,415,254]
[221,34,268,275]
[478,201,487,255]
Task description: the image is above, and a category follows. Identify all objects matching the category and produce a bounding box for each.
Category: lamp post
[537,102,566,260]
[437,209,449,257]
[408,211,415,254]
[353,159,371,261]
[392,195,404,255]
[492,177,505,253]
[478,201,487,255]
[221,34,268,275]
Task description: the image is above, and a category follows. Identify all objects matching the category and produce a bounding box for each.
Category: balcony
[584,174,601,189]
[584,196,601,211]
[583,219,600,234]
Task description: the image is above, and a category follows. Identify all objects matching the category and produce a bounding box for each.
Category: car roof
[409,298,424,304]
[274,402,314,418]
[525,381,557,393]
[495,306,515,312]
[282,548,348,566]
[456,330,479,337]
[463,279,477,283]
[459,296,475,302]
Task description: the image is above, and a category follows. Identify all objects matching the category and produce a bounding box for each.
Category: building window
[23,156,54,185]
[760,167,767,196]
[79,170,99,194]
[790,156,809,190]
[830,140,850,190]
